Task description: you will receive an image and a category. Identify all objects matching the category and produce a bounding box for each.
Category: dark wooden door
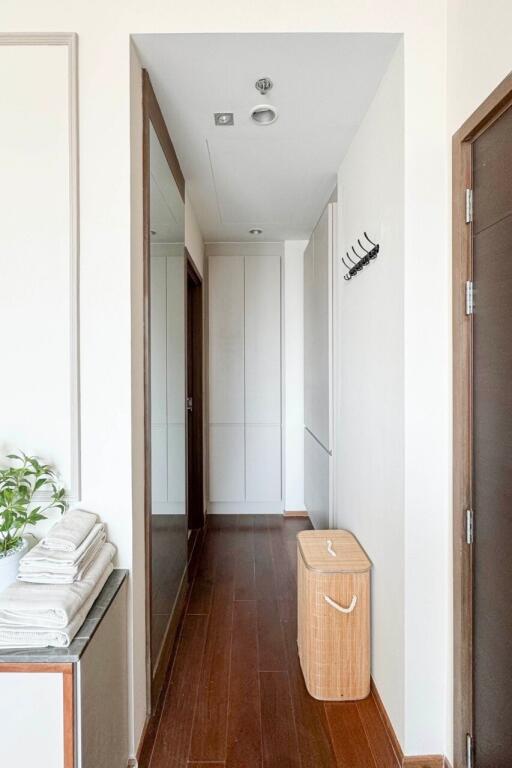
[472,104,512,767]
[186,259,204,531]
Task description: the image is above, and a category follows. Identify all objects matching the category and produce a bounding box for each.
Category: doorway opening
[186,250,204,533]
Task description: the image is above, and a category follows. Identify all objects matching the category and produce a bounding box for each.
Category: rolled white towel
[19,524,106,583]
[0,542,116,629]
[41,509,98,552]
[0,561,114,648]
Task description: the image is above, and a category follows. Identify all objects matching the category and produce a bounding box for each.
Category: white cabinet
[208,243,282,513]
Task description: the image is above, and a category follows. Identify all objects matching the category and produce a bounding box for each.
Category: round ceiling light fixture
[249,228,263,235]
[250,104,278,126]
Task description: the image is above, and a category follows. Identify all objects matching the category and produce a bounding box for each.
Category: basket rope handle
[326,539,336,557]
[324,594,357,614]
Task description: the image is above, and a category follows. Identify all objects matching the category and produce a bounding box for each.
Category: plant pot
[0,538,30,593]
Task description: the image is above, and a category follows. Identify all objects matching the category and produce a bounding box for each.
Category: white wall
[2,2,450,760]
[283,241,307,511]
[448,0,512,133]
[336,42,405,742]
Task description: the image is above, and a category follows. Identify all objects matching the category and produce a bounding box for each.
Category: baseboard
[370,677,403,764]
[208,501,283,514]
[283,510,309,518]
[370,678,450,768]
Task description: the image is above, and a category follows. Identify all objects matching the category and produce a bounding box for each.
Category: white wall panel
[304,429,331,530]
[304,205,333,451]
[0,40,79,501]
[245,249,281,424]
[246,425,281,502]
[209,424,245,502]
[208,253,244,424]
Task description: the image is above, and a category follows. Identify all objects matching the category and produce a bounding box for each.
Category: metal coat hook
[341,232,380,282]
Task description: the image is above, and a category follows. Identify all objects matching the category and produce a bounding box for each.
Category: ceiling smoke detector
[214,112,234,126]
[249,228,263,235]
[255,77,273,96]
[250,104,278,126]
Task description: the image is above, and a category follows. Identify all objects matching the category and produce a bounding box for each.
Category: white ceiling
[134,33,400,242]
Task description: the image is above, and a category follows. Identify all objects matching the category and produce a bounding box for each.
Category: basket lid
[297,530,371,573]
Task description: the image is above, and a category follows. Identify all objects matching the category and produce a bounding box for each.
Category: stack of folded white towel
[0,510,116,649]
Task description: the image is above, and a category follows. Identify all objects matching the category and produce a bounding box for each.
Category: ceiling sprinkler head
[255,77,273,96]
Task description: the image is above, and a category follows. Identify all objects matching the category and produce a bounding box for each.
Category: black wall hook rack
[342,232,380,281]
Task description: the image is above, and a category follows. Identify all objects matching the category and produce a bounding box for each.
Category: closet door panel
[151,424,167,504]
[245,425,281,502]
[150,255,167,425]
[245,252,281,424]
[166,252,185,424]
[209,255,245,424]
[308,206,331,450]
[167,423,186,509]
[209,425,245,502]
[303,238,314,433]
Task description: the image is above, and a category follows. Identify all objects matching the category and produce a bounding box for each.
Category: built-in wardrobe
[304,201,336,529]
[207,242,282,513]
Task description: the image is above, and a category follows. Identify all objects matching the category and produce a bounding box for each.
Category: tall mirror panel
[149,123,187,673]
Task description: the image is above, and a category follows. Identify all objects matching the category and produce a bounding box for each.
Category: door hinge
[465,281,474,315]
[465,188,473,223]
[186,396,193,412]
[466,509,474,544]
[466,732,474,768]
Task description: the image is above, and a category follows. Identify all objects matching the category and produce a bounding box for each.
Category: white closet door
[209,253,245,502]
[304,205,332,452]
[245,251,281,423]
[209,254,245,424]
[246,425,281,501]
[209,424,245,502]
[245,250,282,503]
[166,252,186,512]
[150,255,168,503]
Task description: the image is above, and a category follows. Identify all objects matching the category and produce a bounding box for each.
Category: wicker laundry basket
[297,529,371,701]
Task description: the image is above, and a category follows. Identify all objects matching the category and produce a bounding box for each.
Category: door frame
[185,249,204,530]
[142,68,186,713]
[452,70,512,768]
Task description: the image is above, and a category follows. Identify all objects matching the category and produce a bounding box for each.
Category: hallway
[146,515,401,768]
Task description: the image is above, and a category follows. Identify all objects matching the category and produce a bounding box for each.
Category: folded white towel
[18,524,106,583]
[0,561,114,648]
[0,542,116,629]
[41,509,98,552]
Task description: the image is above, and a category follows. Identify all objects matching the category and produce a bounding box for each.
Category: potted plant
[0,452,67,591]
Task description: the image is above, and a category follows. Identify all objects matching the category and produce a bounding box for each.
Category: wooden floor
[147,515,401,768]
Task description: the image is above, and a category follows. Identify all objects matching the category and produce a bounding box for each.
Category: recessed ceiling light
[214,112,234,126]
[250,104,278,126]
[249,228,263,235]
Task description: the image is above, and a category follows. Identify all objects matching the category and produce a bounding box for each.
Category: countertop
[0,568,128,664]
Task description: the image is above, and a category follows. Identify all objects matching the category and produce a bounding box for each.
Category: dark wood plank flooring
[148,515,400,768]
